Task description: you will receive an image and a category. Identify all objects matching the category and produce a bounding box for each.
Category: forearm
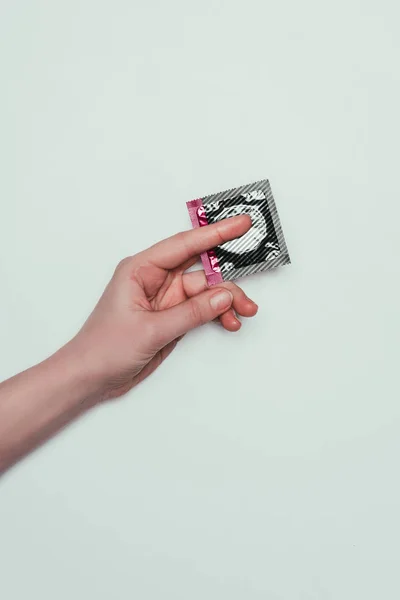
[0,342,100,473]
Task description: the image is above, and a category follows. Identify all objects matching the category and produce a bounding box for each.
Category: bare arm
[0,343,99,472]
[0,215,258,473]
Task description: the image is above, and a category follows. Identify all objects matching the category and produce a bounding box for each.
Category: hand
[69,215,258,400]
[0,215,258,471]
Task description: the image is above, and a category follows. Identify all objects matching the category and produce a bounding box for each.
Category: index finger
[143,214,252,270]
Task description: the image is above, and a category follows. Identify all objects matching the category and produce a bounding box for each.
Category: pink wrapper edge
[186,198,223,286]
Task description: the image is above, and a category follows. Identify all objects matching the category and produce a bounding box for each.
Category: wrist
[50,339,106,408]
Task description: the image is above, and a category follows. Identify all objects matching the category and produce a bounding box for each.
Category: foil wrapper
[186,179,290,285]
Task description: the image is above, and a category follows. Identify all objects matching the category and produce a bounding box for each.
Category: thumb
[155,288,234,345]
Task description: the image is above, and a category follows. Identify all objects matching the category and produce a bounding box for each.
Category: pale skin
[0,215,257,473]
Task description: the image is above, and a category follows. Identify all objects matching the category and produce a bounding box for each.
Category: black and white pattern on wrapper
[202,179,290,282]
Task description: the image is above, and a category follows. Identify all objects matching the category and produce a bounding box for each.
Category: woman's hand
[0,215,258,472]
[69,214,258,400]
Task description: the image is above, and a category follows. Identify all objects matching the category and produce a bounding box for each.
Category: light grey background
[0,1,399,598]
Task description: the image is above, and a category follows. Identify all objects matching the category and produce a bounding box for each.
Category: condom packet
[186,179,290,285]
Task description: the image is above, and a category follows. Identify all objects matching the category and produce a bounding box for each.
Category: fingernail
[232,318,241,329]
[210,290,233,311]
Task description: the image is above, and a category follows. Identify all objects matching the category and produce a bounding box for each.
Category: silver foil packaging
[187,179,290,285]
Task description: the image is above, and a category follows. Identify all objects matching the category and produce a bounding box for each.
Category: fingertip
[227,318,242,332]
[235,297,258,317]
[221,214,252,236]
[237,213,252,232]
[240,213,253,229]
[219,310,242,332]
[246,299,259,316]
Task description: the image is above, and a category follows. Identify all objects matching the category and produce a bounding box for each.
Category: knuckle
[176,231,187,244]
[225,281,243,299]
[214,225,226,246]
[222,281,236,293]
[143,317,163,348]
[175,231,192,257]
[188,298,204,326]
[115,256,133,274]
